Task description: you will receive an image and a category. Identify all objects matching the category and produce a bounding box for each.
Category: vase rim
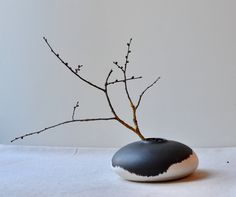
[142,138,167,143]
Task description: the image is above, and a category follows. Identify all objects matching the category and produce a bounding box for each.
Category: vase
[112,138,198,182]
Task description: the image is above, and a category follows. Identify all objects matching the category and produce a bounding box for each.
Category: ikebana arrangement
[11,37,198,182]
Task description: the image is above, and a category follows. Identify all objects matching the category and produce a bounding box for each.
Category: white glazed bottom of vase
[112,152,198,182]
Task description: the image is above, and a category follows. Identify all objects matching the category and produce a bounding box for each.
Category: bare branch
[43,37,105,92]
[104,69,119,117]
[111,38,145,140]
[124,38,132,71]
[12,37,157,143]
[72,101,80,120]
[113,61,124,71]
[107,76,142,85]
[105,69,113,85]
[11,117,116,143]
[42,38,145,140]
[122,38,135,107]
[136,77,161,109]
[103,70,144,139]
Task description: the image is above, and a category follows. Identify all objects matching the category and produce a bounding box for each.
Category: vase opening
[143,138,167,143]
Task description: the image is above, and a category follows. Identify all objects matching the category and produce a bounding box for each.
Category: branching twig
[107,76,142,85]
[72,101,80,120]
[124,38,132,71]
[104,70,141,137]
[122,38,134,107]
[113,61,124,72]
[112,38,145,140]
[11,117,116,143]
[136,77,161,109]
[12,37,160,143]
[43,37,104,92]
[104,69,118,117]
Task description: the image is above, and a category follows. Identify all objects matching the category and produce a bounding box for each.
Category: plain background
[0,0,235,147]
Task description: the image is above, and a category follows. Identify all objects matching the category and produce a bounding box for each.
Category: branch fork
[11,37,161,142]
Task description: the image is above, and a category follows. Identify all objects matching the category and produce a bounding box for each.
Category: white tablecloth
[0,145,235,197]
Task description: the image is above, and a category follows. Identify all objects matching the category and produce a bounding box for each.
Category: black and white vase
[112,138,198,182]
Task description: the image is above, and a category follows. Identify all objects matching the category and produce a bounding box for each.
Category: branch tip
[136,76,161,109]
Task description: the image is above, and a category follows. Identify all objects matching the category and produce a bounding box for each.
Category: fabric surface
[0,145,235,197]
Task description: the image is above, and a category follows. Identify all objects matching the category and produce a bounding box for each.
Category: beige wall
[1,0,236,147]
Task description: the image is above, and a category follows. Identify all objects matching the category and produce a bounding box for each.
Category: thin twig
[104,70,140,135]
[11,117,116,143]
[122,38,135,107]
[43,37,105,92]
[124,38,132,71]
[72,101,80,120]
[113,61,124,71]
[107,76,142,85]
[136,77,161,109]
[114,38,145,140]
[104,69,118,117]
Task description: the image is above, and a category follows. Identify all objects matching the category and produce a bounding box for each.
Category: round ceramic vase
[112,138,198,182]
